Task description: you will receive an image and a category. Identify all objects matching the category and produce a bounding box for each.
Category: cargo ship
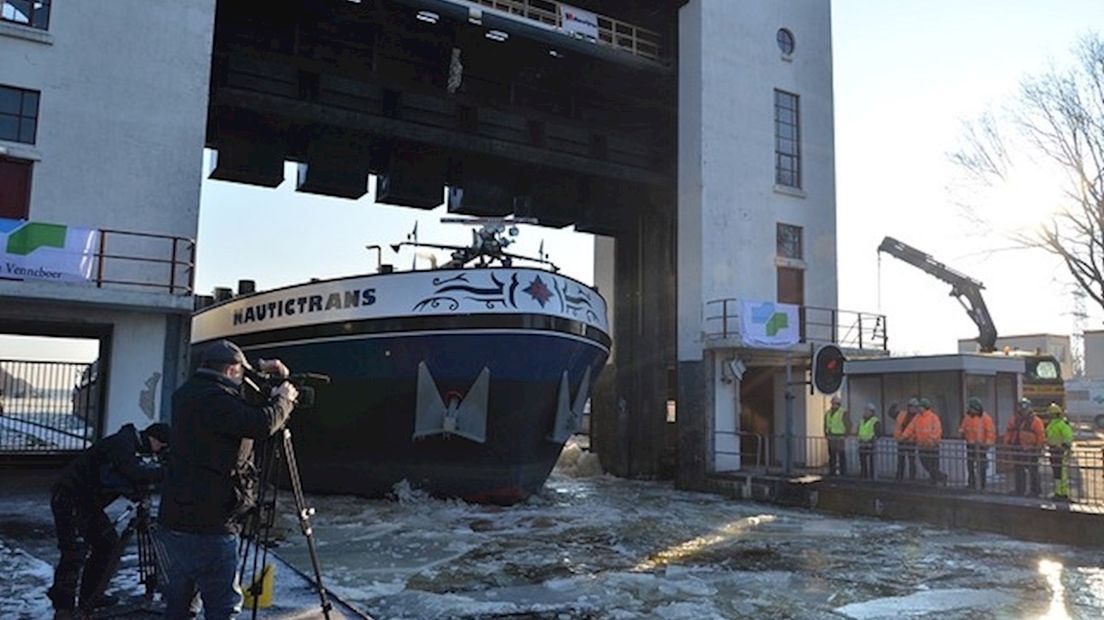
[190,220,609,504]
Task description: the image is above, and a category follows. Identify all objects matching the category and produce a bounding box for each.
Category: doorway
[739,367,775,467]
[0,320,112,457]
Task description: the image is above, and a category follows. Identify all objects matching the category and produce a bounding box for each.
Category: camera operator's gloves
[273,381,299,403]
[258,358,291,378]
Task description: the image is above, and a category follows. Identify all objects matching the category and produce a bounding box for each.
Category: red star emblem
[523,276,553,307]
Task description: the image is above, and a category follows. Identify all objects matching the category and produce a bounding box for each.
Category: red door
[0,158,32,220]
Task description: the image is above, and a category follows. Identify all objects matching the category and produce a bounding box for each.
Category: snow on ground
[0,536,54,619]
[271,444,1104,619]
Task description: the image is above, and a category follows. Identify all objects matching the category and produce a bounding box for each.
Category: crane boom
[877,236,998,352]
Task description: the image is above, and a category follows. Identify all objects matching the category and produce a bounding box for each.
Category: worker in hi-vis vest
[1044,402,1074,501]
[824,395,850,476]
[857,403,881,479]
[1005,398,1045,497]
[903,398,946,485]
[894,399,919,481]
[958,397,996,490]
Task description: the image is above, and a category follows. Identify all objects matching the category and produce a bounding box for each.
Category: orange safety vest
[1005,414,1046,448]
[894,410,917,441]
[959,412,996,445]
[903,409,942,448]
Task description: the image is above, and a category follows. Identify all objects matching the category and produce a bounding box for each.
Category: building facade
[0,0,215,446]
[667,0,884,480]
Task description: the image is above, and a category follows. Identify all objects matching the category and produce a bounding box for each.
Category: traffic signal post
[783,345,846,475]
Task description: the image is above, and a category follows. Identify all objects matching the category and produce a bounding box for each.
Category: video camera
[242,367,331,408]
[98,452,164,501]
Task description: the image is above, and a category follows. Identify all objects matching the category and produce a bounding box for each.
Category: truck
[1063,377,1104,429]
[877,236,1065,415]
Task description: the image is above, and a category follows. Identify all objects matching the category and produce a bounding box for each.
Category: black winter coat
[55,423,161,506]
[158,369,293,534]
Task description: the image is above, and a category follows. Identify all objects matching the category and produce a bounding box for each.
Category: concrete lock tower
[670,0,882,485]
[0,1,214,453]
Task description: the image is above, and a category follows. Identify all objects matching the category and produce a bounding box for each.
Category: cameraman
[157,339,298,620]
[47,421,170,616]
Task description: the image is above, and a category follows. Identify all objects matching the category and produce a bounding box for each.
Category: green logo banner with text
[0,218,100,283]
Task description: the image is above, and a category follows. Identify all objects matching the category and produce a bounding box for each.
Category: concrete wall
[678,0,836,361]
[1084,330,1104,378]
[593,235,616,364]
[695,474,1104,548]
[0,300,185,430]
[0,0,215,236]
[712,353,740,471]
[0,2,215,438]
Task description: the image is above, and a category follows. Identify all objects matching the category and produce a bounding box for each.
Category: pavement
[0,467,368,620]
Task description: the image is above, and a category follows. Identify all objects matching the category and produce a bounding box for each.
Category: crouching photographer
[157,339,298,620]
[47,421,169,617]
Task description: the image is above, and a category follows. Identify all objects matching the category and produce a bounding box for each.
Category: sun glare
[1038,558,1071,619]
[632,514,777,572]
[981,162,1069,235]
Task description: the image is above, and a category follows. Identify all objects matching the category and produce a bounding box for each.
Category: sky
[4,1,1104,363]
[831,0,1104,355]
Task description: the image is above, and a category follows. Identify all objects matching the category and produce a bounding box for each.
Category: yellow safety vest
[1045,418,1073,447]
[858,417,879,441]
[826,407,847,436]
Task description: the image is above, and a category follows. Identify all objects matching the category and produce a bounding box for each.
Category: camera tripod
[83,495,166,619]
[239,425,333,620]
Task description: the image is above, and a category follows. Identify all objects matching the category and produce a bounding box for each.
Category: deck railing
[93,228,195,295]
[472,0,664,61]
[703,298,888,351]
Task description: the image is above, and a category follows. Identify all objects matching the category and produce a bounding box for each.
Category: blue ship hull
[213,325,606,503]
[191,268,610,504]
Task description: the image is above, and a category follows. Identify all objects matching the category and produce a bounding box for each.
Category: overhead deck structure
[206,0,679,477]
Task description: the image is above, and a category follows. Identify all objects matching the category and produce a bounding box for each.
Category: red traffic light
[813,345,845,394]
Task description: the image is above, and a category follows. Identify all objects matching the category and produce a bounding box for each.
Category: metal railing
[719,432,1104,508]
[0,359,99,454]
[94,228,196,295]
[702,298,888,351]
[472,0,664,61]
[713,429,768,472]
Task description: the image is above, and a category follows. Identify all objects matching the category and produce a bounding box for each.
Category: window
[777,223,803,259]
[776,28,795,56]
[0,85,39,144]
[774,89,801,188]
[0,157,32,220]
[1031,359,1059,381]
[1,0,50,30]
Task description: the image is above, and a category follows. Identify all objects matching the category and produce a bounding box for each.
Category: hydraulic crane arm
[877,236,998,352]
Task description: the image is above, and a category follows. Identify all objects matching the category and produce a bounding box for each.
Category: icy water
[274,452,1104,619]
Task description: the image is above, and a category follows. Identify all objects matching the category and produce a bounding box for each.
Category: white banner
[740,300,800,348]
[192,267,610,344]
[0,218,99,283]
[561,3,599,41]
